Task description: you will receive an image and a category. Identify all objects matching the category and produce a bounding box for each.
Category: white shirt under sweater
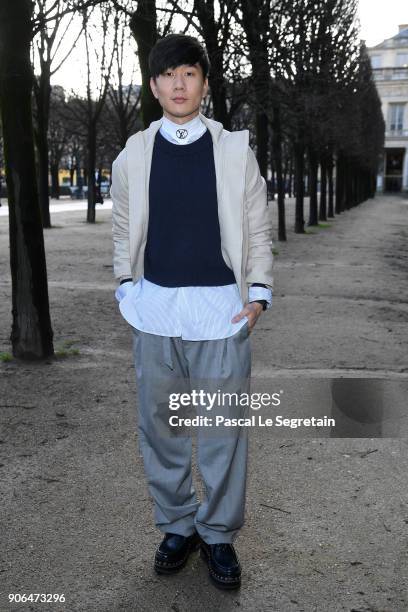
[117,114,272,341]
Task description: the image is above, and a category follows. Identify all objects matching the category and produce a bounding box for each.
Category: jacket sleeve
[110,147,132,280]
[244,146,274,290]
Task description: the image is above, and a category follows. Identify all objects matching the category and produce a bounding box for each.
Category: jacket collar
[142,111,224,151]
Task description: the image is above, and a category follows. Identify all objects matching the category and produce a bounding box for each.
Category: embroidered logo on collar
[176,128,188,139]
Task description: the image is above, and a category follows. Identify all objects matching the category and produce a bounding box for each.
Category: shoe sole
[199,544,241,590]
[154,537,200,575]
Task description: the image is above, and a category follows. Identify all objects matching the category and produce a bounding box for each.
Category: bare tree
[191,0,238,130]
[105,0,384,240]
[62,3,116,222]
[129,0,162,127]
[0,0,53,359]
[48,85,71,198]
[239,0,271,179]
[31,0,83,227]
[107,8,143,149]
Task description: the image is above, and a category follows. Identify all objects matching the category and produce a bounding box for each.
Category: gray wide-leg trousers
[131,322,251,545]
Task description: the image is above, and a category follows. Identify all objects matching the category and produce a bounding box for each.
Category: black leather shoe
[154,531,200,574]
[199,540,241,589]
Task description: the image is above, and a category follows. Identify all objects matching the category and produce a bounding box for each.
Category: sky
[357,0,408,46]
[50,0,408,95]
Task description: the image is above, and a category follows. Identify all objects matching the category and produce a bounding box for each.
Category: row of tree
[32,83,141,201]
[12,0,386,235]
[0,0,384,359]
[125,0,384,241]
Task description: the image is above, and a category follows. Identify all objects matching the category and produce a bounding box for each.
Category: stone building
[368,24,408,193]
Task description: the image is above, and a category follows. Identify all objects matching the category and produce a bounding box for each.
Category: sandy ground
[0,193,408,612]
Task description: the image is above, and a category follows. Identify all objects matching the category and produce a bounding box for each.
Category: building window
[371,55,381,69]
[393,69,408,80]
[388,104,405,131]
[396,53,408,67]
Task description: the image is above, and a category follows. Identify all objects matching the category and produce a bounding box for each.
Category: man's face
[150,63,209,124]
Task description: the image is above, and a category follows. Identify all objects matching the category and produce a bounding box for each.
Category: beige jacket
[110,112,274,304]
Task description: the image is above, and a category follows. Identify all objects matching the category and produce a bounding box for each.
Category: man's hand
[231,302,264,333]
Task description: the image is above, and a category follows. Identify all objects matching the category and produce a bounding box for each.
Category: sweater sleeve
[243,146,274,291]
[111,148,132,280]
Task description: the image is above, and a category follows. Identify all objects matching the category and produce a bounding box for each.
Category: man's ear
[150,76,158,99]
[202,77,209,98]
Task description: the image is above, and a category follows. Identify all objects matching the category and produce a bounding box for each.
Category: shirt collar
[160,114,206,145]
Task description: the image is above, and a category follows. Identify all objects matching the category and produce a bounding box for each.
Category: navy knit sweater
[144,128,236,287]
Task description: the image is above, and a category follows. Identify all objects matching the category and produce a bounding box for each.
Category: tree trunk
[50,163,60,199]
[294,142,305,233]
[240,0,270,179]
[335,153,344,214]
[327,152,334,217]
[270,164,275,200]
[344,158,352,210]
[130,1,161,128]
[282,158,288,199]
[308,146,318,226]
[86,124,97,222]
[34,68,52,228]
[0,0,53,359]
[75,159,84,198]
[194,0,230,128]
[319,153,327,221]
[271,105,286,241]
[288,157,293,197]
[208,67,230,128]
[256,111,269,180]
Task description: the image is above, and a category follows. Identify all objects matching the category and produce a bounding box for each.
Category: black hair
[148,33,210,81]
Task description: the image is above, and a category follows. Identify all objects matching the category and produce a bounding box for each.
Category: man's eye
[163,70,194,77]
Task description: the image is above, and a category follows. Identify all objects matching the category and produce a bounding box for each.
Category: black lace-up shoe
[154,531,200,574]
[199,541,241,589]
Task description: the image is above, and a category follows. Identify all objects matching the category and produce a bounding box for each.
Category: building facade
[368,24,408,193]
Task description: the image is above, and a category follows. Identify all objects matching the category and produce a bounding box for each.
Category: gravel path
[0,194,407,612]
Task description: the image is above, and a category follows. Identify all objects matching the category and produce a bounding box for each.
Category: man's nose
[173,74,186,89]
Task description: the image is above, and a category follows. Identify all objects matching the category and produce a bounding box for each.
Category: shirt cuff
[248,286,273,309]
[119,275,133,285]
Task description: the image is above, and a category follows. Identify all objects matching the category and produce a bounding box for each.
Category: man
[111,33,273,590]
